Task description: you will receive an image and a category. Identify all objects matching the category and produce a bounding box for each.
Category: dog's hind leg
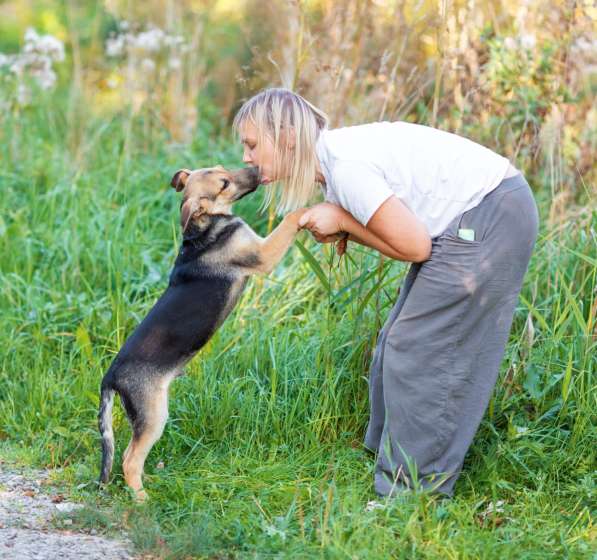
[122,382,170,501]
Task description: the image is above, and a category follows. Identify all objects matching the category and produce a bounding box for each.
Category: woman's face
[239,120,287,185]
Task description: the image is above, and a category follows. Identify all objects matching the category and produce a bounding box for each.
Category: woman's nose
[242,149,253,165]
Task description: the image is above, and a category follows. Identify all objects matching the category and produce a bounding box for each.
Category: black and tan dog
[98,166,305,500]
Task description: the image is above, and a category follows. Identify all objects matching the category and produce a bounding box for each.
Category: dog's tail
[98,382,116,484]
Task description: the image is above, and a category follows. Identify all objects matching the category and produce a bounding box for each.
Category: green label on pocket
[458,228,475,241]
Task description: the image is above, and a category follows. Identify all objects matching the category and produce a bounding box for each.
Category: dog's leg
[122,439,133,467]
[122,384,170,501]
[251,209,306,274]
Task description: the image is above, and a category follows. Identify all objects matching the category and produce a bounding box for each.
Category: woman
[233,87,539,497]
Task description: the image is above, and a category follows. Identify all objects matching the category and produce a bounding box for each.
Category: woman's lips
[260,176,271,185]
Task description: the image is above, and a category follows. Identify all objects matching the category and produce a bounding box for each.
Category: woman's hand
[300,196,431,262]
[297,202,347,243]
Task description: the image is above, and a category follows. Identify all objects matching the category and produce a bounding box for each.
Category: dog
[98,165,306,500]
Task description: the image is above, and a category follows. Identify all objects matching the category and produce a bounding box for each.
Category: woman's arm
[298,197,431,263]
[345,196,431,262]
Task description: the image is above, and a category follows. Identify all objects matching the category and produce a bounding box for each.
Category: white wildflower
[9,55,25,76]
[133,27,165,54]
[168,57,182,70]
[484,500,505,515]
[365,500,386,512]
[106,34,125,57]
[32,67,56,90]
[504,37,516,50]
[40,35,64,61]
[479,500,508,522]
[520,34,536,50]
[262,518,287,541]
[17,84,31,105]
[104,20,191,106]
[164,35,185,48]
[140,58,156,73]
[23,27,65,62]
[1,28,65,104]
[572,37,597,55]
[24,27,39,44]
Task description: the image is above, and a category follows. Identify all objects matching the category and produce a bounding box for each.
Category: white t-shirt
[315,121,512,237]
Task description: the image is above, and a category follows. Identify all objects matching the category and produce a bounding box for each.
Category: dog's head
[170,165,260,231]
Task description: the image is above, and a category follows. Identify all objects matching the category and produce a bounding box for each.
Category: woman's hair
[232,87,329,213]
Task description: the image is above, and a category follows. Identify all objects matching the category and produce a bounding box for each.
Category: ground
[0,463,134,560]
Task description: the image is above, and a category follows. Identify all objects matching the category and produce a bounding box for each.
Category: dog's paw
[134,489,148,503]
[287,208,309,230]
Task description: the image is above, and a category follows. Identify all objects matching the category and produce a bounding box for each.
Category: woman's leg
[364,263,420,452]
[374,177,539,496]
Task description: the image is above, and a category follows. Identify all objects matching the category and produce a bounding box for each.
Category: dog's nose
[231,166,260,186]
[248,166,260,181]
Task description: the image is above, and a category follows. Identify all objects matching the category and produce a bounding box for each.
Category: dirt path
[0,466,135,559]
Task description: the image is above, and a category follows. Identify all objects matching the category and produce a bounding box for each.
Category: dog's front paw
[286,208,309,230]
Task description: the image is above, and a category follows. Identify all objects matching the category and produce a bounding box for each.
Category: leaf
[559,277,588,334]
[560,245,597,267]
[561,348,574,403]
[519,294,551,334]
[523,363,542,400]
[85,390,99,407]
[52,426,71,438]
[75,323,93,361]
[295,241,331,294]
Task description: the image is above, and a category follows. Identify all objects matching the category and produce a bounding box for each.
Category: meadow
[0,1,595,558]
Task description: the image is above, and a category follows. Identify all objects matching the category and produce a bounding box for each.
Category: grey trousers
[364,174,539,496]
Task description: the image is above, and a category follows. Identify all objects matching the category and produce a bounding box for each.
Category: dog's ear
[180,200,194,231]
[181,198,212,231]
[170,168,191,192]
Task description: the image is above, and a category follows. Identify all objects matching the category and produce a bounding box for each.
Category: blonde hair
[232,88,329,213]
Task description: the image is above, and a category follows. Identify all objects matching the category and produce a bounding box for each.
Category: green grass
[0,92,595,559]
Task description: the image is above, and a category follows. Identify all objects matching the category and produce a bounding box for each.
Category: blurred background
[0,0,595,212]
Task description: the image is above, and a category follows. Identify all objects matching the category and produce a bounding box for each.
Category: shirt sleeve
[330,160,395,226]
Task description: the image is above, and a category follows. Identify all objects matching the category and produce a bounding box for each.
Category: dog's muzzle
[231,167,261,201]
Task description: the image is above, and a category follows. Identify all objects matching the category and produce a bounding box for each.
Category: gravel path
[0,466,135,559]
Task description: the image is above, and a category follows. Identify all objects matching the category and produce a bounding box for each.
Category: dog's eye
[221,179,230,190]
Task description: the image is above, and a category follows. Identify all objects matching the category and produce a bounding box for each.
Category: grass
[0,91,595,559]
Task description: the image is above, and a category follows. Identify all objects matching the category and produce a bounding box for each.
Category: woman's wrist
[337,208,356,235]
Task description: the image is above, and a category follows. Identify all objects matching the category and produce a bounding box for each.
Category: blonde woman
[233,88,539,497]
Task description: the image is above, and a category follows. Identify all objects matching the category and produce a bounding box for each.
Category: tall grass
[0,84,595,558]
